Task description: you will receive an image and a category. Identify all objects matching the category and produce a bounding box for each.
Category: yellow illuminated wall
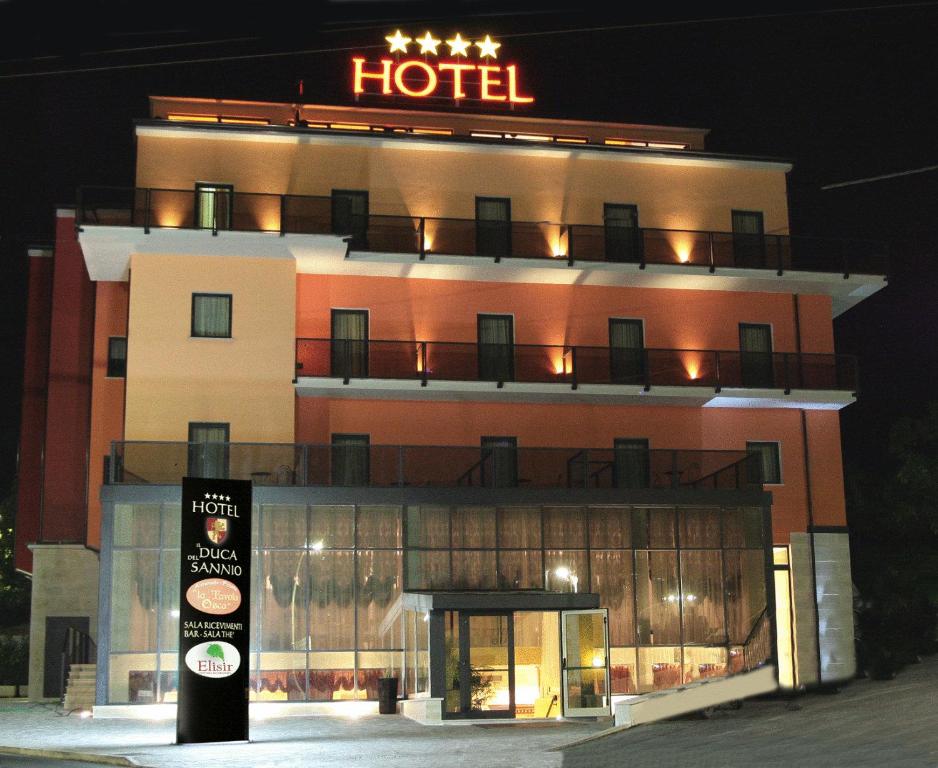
[124,253,296,443]
[135,131,790,235]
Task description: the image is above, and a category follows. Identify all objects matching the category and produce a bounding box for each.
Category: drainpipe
[801,410,823,685]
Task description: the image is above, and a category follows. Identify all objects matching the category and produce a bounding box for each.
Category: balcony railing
[297,339,859,393]
[77,186,889,276]
[106,441,763,490]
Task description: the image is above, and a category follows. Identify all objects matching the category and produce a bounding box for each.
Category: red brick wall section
[14,252,53,573]
[38,213,95,545]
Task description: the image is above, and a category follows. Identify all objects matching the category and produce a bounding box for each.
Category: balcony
[295,339,858,409]
[106,441,762,492]
[75,187,888,314]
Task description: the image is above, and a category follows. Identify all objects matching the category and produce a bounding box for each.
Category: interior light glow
[310,540,324,551]
[646,141,688,150]
[167,113,219,123]
[219,117,270,126]
[591,656,604,668]
[556,136,588,144]
[79,710,92,719]
[554,566,571,580]
[411,127,453,136]
[330,122,372,131]
[471,131,503,139]
[170,609,180,618]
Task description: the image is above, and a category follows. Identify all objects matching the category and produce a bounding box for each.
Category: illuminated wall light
[647,141,688,150]
[330,122,372,131]
[556,136,588,144]
[509,133,551,142]
[220,117,270,126]
[471,131,503,139]
[306,122,328,129]
[167,113,219,123]
[411,127,454,136]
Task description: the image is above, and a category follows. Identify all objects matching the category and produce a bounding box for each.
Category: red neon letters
[352,57,534,104]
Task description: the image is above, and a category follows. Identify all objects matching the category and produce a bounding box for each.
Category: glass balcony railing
[105,441,763,490]
[77,186,889,276]
[296,339,859,393]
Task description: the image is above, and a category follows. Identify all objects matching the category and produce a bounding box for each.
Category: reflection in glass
[680,551,725,643]
[635,550,680,644]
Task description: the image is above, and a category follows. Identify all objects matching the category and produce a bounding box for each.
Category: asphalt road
[0,757,106,768]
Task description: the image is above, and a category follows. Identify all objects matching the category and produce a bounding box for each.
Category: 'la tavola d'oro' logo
[185,641,241,678]
[185,578,242,616]
[205,516,229,545]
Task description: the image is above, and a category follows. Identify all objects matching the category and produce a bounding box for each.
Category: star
[212,494,218,499]
[475,35,501,59]
[415,31,441,55]
[225,496,231,502]
[446,33,471,57]
[385,29,411,54]
[204,493,210,499]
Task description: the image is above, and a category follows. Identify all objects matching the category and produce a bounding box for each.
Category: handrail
[76,185,889,276]
[60,627,97,706]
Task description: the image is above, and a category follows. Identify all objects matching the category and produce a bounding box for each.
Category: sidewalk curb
[0,746,140,766]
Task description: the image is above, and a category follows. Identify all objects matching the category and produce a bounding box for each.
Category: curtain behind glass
[192,295,230,338]
[331,435,369,486]
[476,198,510,257]
[481,436,517,488]
[614,439,650,489]
[609,319,644,383]
[739,324,773,387]
[478,315,513,382]
[188,423,228,478]
[732,210,765,267]
[331,310,368,378]
[604,204,640,263]
[197,186,231,231]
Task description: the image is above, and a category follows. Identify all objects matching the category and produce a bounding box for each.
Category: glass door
[561,609,611,717]
[446,612,515,718]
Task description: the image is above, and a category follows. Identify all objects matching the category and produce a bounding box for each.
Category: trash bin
[378,676,399,714]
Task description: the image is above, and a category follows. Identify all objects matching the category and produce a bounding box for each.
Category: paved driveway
[561,658,938,768]
[1,657,937,768]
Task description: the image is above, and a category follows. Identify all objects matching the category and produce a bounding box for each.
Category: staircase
[63,663,96,712]
[60,627,97,713]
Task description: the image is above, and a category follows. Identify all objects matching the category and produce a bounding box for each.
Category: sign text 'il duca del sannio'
[352,31,534,105]
[177,477,252,745]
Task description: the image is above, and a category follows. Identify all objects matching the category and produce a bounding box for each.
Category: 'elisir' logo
[185,641,241,679]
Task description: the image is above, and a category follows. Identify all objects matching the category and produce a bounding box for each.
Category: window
[609,318,645,384]
[331,309,369,378]
[604,204,641,263]
[195,183,233,231]
[331,190,369,249]
[732,210,766,268]
[481,436,517,488]
[614,438,650,489]
[331,434,370,486]
[739,323,774,387]
[188,422,229,479]
[107,337,127,378]
[475,197,511,258]
[191,294,232,338]
[746,441,781,484]
[477,314,514,382]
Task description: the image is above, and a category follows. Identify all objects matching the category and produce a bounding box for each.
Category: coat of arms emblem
[205,517,229,545]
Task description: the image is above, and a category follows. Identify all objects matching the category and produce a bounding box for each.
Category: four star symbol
[204,492,232,501]
[475,34,500,59]
[385,29,412,54]
[415,31,441,55]
[387,31,502,59]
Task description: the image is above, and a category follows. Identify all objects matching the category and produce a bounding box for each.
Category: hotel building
[15,46,888,718]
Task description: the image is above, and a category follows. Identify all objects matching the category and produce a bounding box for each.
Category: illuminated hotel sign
[352,31,534,105]
[177,477,252,744]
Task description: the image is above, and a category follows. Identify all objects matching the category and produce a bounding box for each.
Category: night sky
[1,1,936,491]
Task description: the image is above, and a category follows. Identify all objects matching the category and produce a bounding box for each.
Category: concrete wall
[27,545,100,701]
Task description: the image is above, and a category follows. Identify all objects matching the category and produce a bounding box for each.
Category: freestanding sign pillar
[177,477,252,744]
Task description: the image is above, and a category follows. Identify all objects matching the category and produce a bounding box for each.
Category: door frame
[560,608,612,717]
[448,610,516,719]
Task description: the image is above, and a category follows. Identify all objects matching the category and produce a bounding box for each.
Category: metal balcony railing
[296,339,859,393]
[106,441,763,490]
[76,186,889,276]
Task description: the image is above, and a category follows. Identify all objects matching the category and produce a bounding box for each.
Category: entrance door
[561,609,611,717]
[446,612,515,718]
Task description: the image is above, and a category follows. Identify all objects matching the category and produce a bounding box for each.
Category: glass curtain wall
[105,501,768,703]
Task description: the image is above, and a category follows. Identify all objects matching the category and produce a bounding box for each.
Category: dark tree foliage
[849,404,938,679]
[0,483,31,630]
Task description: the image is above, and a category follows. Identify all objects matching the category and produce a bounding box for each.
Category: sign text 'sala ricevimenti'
[352,31,534,104]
